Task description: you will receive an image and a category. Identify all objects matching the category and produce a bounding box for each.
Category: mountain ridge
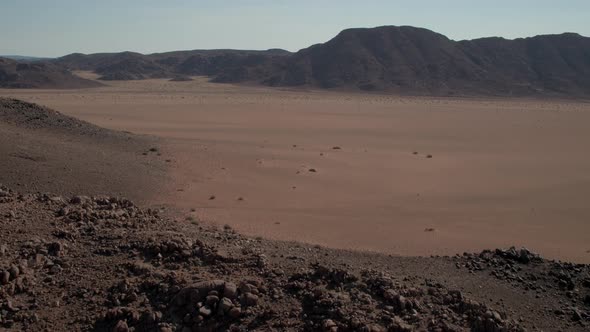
[53,26,590,96]
[4,25,590,96]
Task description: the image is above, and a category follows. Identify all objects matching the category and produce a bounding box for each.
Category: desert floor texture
[2,76,590,263]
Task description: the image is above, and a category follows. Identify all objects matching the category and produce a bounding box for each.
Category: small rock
[218,297,233,313]
[9,265,19,280]
[228,307,241,319]
[239,283,255,293]
[492,311,502,321]
[199,306,212,317]
[49,264,62,275]
[242,292,258,306]
[205,295,219,306]
[224,282,238,299]
[113,320,129,332]
[323,319,338,331]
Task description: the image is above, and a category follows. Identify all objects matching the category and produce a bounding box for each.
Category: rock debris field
[0,185,589,331]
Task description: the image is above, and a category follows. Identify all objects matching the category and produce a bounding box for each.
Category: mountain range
[2,25,590,96]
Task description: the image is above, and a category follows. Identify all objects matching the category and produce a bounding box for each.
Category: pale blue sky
[1,0,589,57]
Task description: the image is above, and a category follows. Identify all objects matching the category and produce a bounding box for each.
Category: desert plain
[2,75,590,263]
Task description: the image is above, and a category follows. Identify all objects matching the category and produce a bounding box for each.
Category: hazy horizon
[2,0,590,57]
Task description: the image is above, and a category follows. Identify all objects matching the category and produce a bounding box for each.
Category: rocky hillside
[0,57,102,89]
[1,186,589,331]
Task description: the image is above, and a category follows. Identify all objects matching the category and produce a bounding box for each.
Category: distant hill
[0,55,53,62]
[51,26,590,96]
[0,57,103,89]
[55,49,292,81]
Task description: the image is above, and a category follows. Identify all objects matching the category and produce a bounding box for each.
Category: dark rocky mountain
[49,26,590,96]
[458,32,590,95]
[254,26,485,93]
[239,26,590,96]
[0,57,102,89]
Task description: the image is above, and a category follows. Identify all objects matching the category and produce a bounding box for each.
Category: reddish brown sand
[3,76,590,262]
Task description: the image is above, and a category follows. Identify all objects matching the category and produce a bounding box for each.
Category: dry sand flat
[2,77,590,262]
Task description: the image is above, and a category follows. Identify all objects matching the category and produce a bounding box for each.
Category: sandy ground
[2,76,590,262]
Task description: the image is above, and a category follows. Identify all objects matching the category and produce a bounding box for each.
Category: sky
[1,0,589,57]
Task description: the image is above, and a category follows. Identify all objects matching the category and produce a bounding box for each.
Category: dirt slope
[0,98,166,202]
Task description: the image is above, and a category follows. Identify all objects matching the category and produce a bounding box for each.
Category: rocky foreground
[0,185,589,331]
